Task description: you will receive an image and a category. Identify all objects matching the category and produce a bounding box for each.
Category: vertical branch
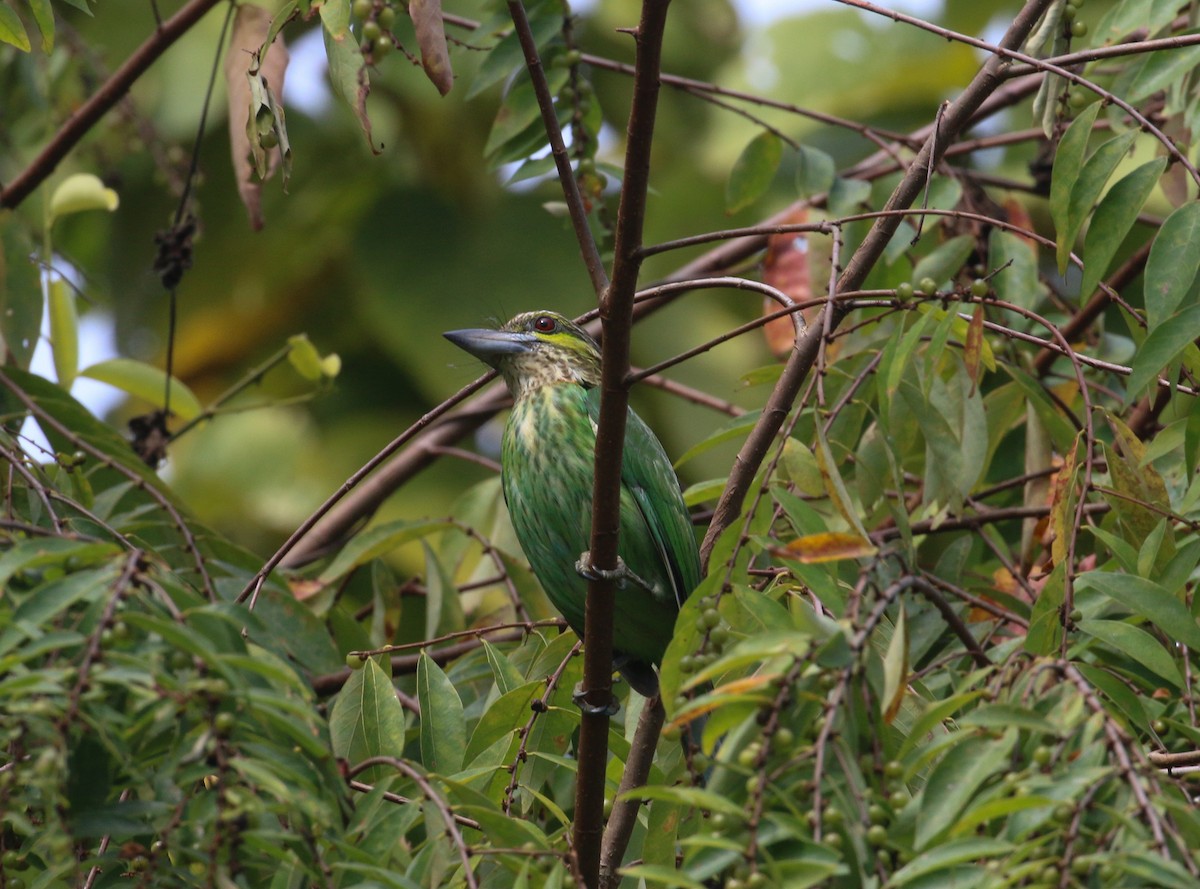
[699,0,1057,567]
[507,1,609,297]
[573,2,672,886]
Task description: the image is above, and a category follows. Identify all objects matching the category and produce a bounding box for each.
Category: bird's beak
[443,328,535,368]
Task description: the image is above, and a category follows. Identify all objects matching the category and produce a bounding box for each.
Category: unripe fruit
[378,5,395,28]
[1071,20,1087,37]
[362,20,381,41]
[895,282,914,301]
[866,824,888,845]
[1032,745,1053,767]
[884,760,903,779]
[352,0,372,18]
[347,653,366,670]
[970,279,989,298]
[918,277,937,295]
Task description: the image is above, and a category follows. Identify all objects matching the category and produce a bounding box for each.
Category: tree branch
[699,0,1058,568]
[599,696,665,889]
[574,2,671,886]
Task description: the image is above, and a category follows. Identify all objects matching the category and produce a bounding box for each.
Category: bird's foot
[573,683,619,717]
[575,551,652,591]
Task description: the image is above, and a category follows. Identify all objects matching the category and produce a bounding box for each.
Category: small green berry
[737,744,760,768]
[884,760,903,779]
[868,803,888,825]
[1039,865,1059,883]
[771,727,795,752]
[1063,3,1077,19]
[563,49,583,67]
[970,278,989,298]
[352,0,372,17]
[823,805,843,827]
[1032,745,1053,767]
[895,282,914,301]
[918,277,937,295]
[362,20,382,41]
[1053,803,1074,823]
[702,608,721,629]
[378,5,395,28]
[346,653,367,670]
[1071,19,1087,37]
[888,790,908,809]
[214,712,236,737]
[866,824,888,846]
[1152,719,1168,735]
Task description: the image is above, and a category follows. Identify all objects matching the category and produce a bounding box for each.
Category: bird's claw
[573,683,619,717]
[575,551,651,591]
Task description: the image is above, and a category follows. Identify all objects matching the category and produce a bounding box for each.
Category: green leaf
[463,680,539,765]
[619,866,706,889]
[1128,40,1200,101]
[417,651,466,774]
[27,0,52,51]
[794,144,835,198]
[1125,303,1200,401]
[0,224,42,369]
[1076,571,1200,652]
[467,13,560,100]
[881,604,908,722]
[47,277,78,389]
[1079,158,1166,300]
[1078,619,1183,688]
[0,2,30,51]
[910,234,974,289]
[329,657,407,781]
[1050,103,1100,272]
[1058,130,1136,274]
[481,638,524,695]
[49,173,119,221]
[726,131,782,214]
[618,784,746,817]
[988,229,1040,314]
[78,358,202,421]
[317,518,452,583]
[1025,561,1064,655]
[957,704,1057,736]
[915,729,1014,848]
[1144,201,1200,330]
[323,24,378,152]
[318,0,349,39]
[891,838,1012,885]
[1075,662,1146,727]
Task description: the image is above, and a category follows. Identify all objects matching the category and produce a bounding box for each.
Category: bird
[444,310,701,699]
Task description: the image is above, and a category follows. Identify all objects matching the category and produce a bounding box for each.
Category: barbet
[445,311,701,698]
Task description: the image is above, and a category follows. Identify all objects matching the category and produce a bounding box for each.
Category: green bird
[444,311,701,698]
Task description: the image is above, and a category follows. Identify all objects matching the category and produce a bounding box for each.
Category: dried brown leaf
[761,208,810,358]
[226,4,290,230]
[410,0,453,96]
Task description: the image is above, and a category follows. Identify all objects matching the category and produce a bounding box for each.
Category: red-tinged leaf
[410,0,453,96]
[226,4,290,229]
[1048,435,1079,566]
[762,208,811,357]
[964,303,985,392]
[784,531,877,564]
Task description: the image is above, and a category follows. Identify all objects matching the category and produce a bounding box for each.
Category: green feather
[444,311,702,696]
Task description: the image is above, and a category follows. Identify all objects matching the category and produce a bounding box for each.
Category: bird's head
[444,311,601,400]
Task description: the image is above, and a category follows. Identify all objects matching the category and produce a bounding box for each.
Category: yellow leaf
[785,531,877,564]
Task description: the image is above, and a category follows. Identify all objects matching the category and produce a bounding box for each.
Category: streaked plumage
[444,311,700,697]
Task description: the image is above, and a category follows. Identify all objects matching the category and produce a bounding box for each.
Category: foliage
[3,0,1200,886]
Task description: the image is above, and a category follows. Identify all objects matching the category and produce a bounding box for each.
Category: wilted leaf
[410,0,453,96]
[784,531,877,564]
[226,3,290,230]
[762,208,812,357]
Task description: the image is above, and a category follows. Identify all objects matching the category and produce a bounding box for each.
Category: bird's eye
[533,316,558,333]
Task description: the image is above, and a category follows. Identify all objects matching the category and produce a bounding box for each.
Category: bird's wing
[587,390,702,608]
